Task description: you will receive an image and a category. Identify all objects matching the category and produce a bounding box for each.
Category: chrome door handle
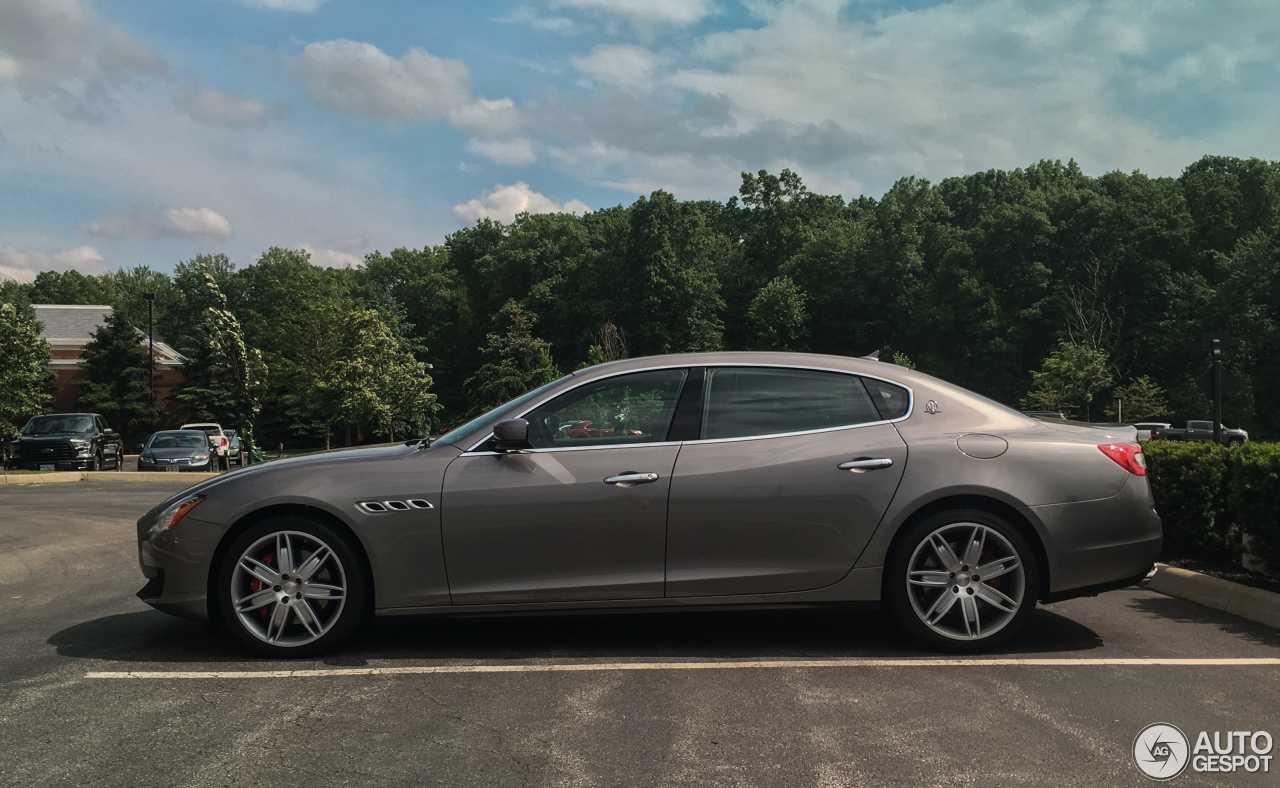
[604,472,659,486]
[838,458,894,471]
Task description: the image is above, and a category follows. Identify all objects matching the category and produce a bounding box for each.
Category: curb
[1,471,221,485]
[1147,563,1280,630]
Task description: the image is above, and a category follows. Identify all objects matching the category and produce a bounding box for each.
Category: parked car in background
[1133,422,1171,441]
[224,429,245,467]
[138,430,214,473]
[1021,411,1067,420]
[181,423,230,469]
[136,351,1161,657]
[7,413,123,471]
[1149,421,1248,447]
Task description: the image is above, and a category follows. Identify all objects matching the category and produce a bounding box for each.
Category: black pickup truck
[6,413,124,471]
[1150,420,1249,447]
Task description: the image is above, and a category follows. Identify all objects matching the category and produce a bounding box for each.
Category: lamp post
[143,293,156,423]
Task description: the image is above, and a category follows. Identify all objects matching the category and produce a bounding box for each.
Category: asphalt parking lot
[2,481,1278,787]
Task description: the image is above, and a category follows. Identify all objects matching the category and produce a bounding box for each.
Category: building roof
[32,304,113,341]
[33,303,185,365]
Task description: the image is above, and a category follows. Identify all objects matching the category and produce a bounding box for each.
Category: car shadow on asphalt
[48,606,1103,666]
[1127,594,1280,648]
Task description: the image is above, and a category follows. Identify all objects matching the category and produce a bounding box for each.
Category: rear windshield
[23,415,94,435]
[147,432,208,449]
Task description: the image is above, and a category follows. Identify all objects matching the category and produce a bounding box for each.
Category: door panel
[665,424,907,597]
[441,445,680,604]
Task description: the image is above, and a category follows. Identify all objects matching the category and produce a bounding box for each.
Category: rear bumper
[1027,475,1162,598]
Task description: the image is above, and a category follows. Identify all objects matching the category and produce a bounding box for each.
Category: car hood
[144,448,209,459]
[149,443,424,508]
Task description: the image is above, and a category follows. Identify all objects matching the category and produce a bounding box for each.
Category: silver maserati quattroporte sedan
[136,352,1161,656]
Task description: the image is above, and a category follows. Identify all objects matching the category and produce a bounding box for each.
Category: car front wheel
[886,509,1039,651]
[217,516,369,657]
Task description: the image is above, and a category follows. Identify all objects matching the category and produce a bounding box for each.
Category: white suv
[181,423,230,469]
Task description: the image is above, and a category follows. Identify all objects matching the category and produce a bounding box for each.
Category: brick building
[34,305,185,415]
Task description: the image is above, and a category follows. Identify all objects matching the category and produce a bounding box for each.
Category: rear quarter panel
[854,374,1135,570]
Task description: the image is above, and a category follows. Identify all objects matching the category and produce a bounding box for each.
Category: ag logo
[1134,723,1190,780]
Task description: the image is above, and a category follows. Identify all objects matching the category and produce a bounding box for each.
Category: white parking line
[86,657,1280,679]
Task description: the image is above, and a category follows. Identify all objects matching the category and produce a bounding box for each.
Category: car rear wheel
[886,509,1039,652]
[217,516,368,657]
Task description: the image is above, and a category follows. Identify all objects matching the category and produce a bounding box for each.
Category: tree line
[3,154,1279,447]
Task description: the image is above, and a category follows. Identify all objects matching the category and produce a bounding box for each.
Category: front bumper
[137,514,231,623]
[1028,475,1163,598]
[138,458,214,472]
[10,457,95,471]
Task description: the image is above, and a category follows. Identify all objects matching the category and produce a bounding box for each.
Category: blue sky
[2,0,1279,279]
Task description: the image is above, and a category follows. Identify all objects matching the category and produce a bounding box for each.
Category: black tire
[217,515,370,658]
[90,453,101,472]
[1228,439,1243,448]
[885,508,1040,653]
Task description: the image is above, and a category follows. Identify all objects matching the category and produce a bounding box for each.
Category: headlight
[148,494,206,538]
[140,453,153,461]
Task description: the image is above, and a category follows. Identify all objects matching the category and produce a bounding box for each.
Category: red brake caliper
[979,550,1000,591]
[250,553,274,618]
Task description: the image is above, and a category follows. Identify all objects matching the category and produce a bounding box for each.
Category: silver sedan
[135,352,1161,656]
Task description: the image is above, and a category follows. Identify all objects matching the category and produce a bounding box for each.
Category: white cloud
[0,0,163,93]
[301,245,362,269]
[572,45,662,91]
[0,244,105,282]
[495,6,576,34]
[178,89,279,128]
[537,0,1280,200]
[236,0,326,11]
[78,207,233,241]
[447,97,522,136]
[554,0,717,27]
[466,136,537,166]
[286,39,472,122]
[452,182,590,225]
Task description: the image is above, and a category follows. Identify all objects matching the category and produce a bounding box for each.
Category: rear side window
[862,377,911,420]
[701,367,882,440]
[1188,421,1212,430]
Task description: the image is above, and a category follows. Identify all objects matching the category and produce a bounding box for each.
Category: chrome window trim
[462,361,914,453]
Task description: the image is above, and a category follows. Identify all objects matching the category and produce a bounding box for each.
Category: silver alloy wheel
[905,522,1026,641]
[230,530,347,647]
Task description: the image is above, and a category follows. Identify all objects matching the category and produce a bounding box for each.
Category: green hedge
[1228,443,1280,570]
[1142,441,1280,569]
[1143,441,1237,561]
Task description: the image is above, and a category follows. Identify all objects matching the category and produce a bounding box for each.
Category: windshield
[23,415,94,435]
[436,375,573,447]
[146,432,208,450]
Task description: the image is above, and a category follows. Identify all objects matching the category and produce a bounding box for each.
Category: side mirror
[492,418,530,451]
[135,443,145,451]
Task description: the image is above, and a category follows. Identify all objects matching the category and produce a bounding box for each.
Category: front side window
[701,367,883,440]
[523,369,687,449]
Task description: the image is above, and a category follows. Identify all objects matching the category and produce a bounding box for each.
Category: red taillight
[220,437,228,448]
[1150,429,1160,438]
[1099,443,1147,476]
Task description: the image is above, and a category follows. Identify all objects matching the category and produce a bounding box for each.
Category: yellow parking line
[86,657,1280,679]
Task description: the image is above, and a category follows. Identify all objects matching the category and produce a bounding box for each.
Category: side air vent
[358,499,433,514]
